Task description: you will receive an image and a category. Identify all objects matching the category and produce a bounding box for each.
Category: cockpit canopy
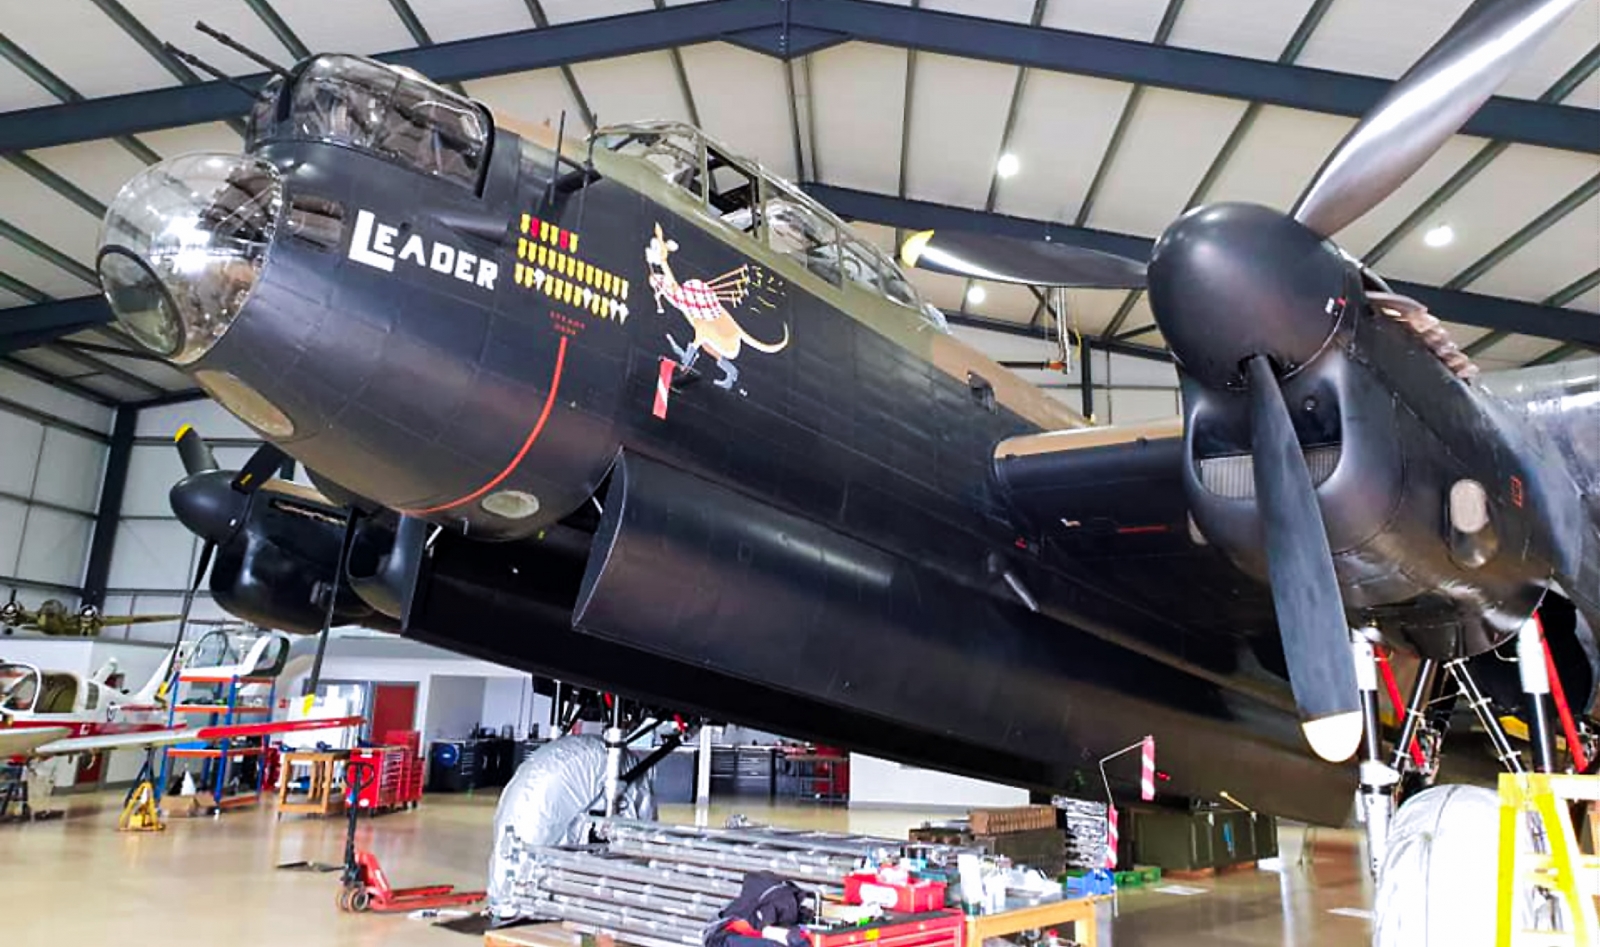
[594,121,947,331]
[0,663,76,715]
[247,54,491,191]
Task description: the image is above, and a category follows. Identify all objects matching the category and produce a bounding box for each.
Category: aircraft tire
[1372,784,1506,946]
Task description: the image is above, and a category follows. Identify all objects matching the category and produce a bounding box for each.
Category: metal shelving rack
[157,669,276,812]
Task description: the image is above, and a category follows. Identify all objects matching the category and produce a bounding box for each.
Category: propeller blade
[174,424,218,476]
[232,442,287,494]
[194,540,215,590]
[901,230,1147,289]
[1244,355,1361,762]
[1292,0,1582,238]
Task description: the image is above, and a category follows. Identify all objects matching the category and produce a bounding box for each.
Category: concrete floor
[0,791,1373,946]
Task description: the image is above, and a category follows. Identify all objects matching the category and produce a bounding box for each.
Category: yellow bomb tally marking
[513,214,630,323]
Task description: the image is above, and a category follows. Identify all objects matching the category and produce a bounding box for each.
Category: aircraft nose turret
[96,152,283,364]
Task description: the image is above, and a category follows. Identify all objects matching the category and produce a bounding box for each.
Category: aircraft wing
[21,716,364,759]
[993,419,1282,642]
[0,727,73,760]
[99,614,182,627]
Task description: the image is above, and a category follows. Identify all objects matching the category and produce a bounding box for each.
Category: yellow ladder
[1497,773,1600,946]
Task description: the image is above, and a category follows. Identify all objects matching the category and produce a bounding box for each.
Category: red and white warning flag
[1140,734,1156,801]
[1105,804,1119,870]
[653,358,675,419]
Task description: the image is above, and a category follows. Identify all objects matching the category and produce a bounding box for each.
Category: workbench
[964,896,1108,947]
[277,750,348,817]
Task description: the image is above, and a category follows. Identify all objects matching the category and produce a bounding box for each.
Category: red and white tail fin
[132,646,180,705]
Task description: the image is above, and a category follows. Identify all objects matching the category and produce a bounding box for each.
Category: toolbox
[807,909,964,947]
[844,873,947,913]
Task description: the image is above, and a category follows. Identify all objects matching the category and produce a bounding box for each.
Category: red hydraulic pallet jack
[336,761,485,914]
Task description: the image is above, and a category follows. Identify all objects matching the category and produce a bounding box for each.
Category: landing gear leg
[1516,617,1557,773]
[1444,657,1524,774]
[1352,628,1399,878]
[602,698,624,818]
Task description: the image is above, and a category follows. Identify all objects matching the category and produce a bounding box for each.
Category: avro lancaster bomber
[93,0,1598,872]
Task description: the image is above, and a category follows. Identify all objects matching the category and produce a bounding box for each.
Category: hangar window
[250,55,490,191]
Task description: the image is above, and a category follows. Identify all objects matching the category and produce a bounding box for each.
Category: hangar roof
[0,0,1595,407]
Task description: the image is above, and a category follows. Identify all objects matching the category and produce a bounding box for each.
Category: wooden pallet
[970,805,1056,836]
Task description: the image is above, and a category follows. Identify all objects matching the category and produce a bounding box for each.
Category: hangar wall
[100,398,282,638]
[0,365,111,608]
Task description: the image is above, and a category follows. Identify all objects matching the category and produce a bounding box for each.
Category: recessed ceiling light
[966,285,987,305]
[996,153,1021,179]
[1424,224,1455,248]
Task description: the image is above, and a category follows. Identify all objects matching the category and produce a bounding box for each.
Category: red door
[370,683,418,744]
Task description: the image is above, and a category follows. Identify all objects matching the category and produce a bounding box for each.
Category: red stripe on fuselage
[402,335,570,516]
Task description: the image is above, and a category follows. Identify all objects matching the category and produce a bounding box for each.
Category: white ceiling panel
[810,44,906,195]
[1112,293,1157,337]
[1500,0,1600,101]
[12,348,90,381]
[1479,334,1566,367]
[2,3,178,97]
[25,140,151,207]
[0,241,94,300]
[542,0,654,22]
[1564,69,1600,110]
[1380,145,1600,287]
[409,0,534,43]
[963,280,1040,323]
[847,222,899,256]
[570,52,692,127]
[679,43,796,179]
[0,162,101,268]
[465,70,582,129]
[1168,0,1318,61]
[0,58,59,113]
[905,54,1018,209]
[0,288,28,309]
[992,72,1131,223]
[1568,287,1600,314]
[1043,0,1171,40]
[135,122,242,158]
[0,367,112,432]
[1084,89,1249,237]
[907,268,968,311]
[1441,322,1492,350]
[1335,135,1486,260]
[271,0,416,56]
[1467,195,1600,301]
[61,333,195,390]
[1203,107,1356,211]
[923,0,1038,22]
[1057,289,1130,338]
[118,0,297,76]
[1297,0,1472,81]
